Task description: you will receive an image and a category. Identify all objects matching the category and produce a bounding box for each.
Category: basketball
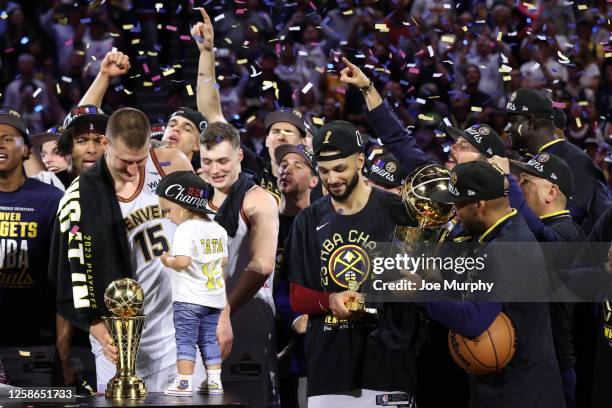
[448,312,516,375]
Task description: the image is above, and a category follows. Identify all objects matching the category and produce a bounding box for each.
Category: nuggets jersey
[92,150,177,377]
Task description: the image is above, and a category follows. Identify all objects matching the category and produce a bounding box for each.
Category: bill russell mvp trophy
[103,278,147,399]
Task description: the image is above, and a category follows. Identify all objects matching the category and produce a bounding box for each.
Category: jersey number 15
[134,224,170,262]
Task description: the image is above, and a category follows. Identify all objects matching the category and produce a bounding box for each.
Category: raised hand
[191,7,214,52]
[99,51,130,77]
[339,57,371,89]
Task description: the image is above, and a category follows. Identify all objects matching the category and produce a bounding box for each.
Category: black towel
[214,172,256,237]
[49,157,133,332]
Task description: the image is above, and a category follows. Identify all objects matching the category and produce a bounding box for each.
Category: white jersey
[170,219,228,309]
[207,186,279,406]
[207,187,275,309]
[92,150,176,378]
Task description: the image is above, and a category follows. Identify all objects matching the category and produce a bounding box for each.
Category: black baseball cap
[510,153,574,199]
[430,161,507,203]
[169,107,209,133]
[274,143,317,172]
[362,153,407,188]
[313,120,364,161]
[155,171,215,215]
[62,105,108,133]
[506,89,554,119]
[553,108,567,129]
[265,110,306,137]
[0,109,30,145]
[446,124,506,158]
[151,123,166,141]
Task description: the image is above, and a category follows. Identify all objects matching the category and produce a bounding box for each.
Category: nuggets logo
[509,92,517,102]
[385,162,397,173]
[538,153,550,163]
[478,127,490,135]
[450,172,458,185]
[328,245,370,290]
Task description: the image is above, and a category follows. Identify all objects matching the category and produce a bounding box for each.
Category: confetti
[552,102,566,108]
[471,106,483,112]
[577,4,587,10]
[415,98,426,105]
[179,35,191,41]
[19,350,30,357]
[302,82,312,94]
[132,39,140,45]
[236,59,248,65]
[375,23,389,32]
[427,45,434,57]
[342,9,354,15]
[288,26,301,31]
[122,24,134,30]
[32,88,41,98]
[502,75,512,81]
[143,63,150,74]
[56,83,61,94]
[159,161,171,166]
[408,67,420,74]
[575,117,582,128]
[443,117,452,127]
[578,101,588,106]
[418,114,434,121]
[70,225,80,235]
[312,117,324,125]
[529,62,541,72]
[214,14,225,22]
[162,68,175,76]
[165,25,177,31]
[246,115,256,124]
[186,84,194,96]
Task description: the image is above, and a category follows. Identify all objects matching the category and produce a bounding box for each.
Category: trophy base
[105,376,148,399]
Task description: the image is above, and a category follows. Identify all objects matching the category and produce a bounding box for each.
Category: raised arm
[78,51,130,108]
[227,187,279,314]
[339,57,433,173]
[192,8,226,124]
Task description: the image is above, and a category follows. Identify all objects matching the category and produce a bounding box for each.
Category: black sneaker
[67,374,95,397]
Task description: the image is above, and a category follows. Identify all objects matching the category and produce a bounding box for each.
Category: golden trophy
[102,278,147,399]
[395,163,456,243]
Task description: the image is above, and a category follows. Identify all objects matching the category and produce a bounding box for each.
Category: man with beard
[273,143,318,408]
[427,161,565,408]
[505,88,610,233]
[288,120,421,407]
[339,57,505,407]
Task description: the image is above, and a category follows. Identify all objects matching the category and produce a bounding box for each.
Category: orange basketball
[448,312,516,375]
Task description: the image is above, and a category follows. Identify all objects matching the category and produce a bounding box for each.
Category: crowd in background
[1,0,610,183]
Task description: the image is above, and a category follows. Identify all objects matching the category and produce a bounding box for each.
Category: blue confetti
[20,37,29,45]
[34,104,43,112]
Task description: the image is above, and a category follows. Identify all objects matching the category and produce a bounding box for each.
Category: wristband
[360,80,373,93]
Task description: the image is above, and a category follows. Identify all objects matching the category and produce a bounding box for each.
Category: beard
[326,172,360,202]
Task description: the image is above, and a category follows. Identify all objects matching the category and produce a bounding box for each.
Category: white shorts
[308,389,416,408]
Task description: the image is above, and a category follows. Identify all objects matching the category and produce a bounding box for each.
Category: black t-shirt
[288,188,419,396]
[0,178,63,345]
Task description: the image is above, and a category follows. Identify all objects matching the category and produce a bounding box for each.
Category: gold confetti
[56,84,61,94]
[312,117,324,125]
[497,32,503,41]
[19,350,30,357]
[186,84,194,96]
[578,101,588,106]
[162,68,175,76]
[124,89,133,95]
[246,115,256,124]
[132,39,141,45]
[236,59,248,65]
[471,106,483,112]
[462,26,468,32]
[418,114,434,121]
[577,4,587,10]
[374,23,389,32]
[503,75,512,81]
[342,9,354,15]
[143,81,153,87]
[122,24,134,30]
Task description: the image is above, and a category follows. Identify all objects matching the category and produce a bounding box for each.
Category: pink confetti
[143,63,150,73]
[275,43,281,54]
[65,39,74,46]
[309,1,317,9]
[4,48,14,53]
[336,87,346,95]
[70,225,80,234]
[552,102,567,108]
[165,25,177,32]
[408,67,420,74]
[151,75,161,82]
[236,8,247,14]
[179,35,191,41]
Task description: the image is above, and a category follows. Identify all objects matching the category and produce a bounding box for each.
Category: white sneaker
[164,378,193,397]
[206,378,223,395]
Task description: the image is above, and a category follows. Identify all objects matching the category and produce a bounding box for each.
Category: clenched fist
[100,51,130,77]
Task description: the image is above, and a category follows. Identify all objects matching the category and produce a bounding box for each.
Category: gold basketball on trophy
[104,278,144,318]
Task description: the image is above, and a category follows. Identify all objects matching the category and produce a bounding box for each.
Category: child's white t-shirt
[170,219,228,309]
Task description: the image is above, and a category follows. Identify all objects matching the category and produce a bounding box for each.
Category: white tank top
[207,187,275,312]
[117,150,176,375]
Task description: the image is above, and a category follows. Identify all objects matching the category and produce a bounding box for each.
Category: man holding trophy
[287,120,423,407]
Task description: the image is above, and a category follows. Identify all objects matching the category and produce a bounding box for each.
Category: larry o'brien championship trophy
[103,278,147,399]
[346,164,454,313]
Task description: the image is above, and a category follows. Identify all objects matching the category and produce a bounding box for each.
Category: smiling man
[161,107,208,162]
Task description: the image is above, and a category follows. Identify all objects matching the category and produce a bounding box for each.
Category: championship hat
[265,110,306,137]
[0,109,30,145]
[155,171,215,215]
[511,153,574,199]
[274,143,317,172]
[312,120,364,161]
[362,151,407,188]
[446,124,506,158]
[169,107,208,134]
[430,161,507,203]
[505,89,554,119]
